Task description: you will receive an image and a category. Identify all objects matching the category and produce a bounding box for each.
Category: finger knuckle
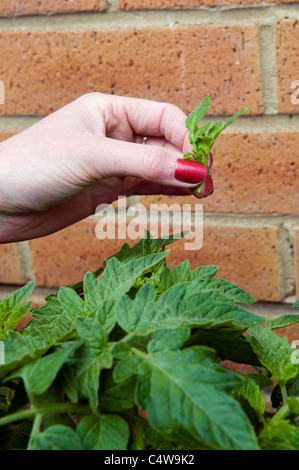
[141,147,172,180]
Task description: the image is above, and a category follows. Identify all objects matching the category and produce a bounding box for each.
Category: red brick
[166,225,280,302]
[0,26,262,116]
[120,0,299,6]
[0,130,19,143]
[276,21,299,114]
[295,229,299,299]
[0,243,23,285]
[0,0,107,15]
[140,131,299,215]
[30,217,280,300]
[119,0,260,8]
[29,218,135,287]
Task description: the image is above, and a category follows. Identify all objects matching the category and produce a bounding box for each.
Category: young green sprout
[184,96,248,194]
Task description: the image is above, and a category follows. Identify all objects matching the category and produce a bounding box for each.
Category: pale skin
[0,93,211,243]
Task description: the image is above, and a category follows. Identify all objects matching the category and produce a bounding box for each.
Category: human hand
[0,93,212,242]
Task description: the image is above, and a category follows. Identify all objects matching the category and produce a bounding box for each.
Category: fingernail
[202,175,214,197]
[174,159,207,184]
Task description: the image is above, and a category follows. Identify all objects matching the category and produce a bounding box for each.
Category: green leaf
[246,326,299,384]
[259,421,299,450]
[193,122,213,139]
[68,324,113,411]
[120,345,258,450]
[97,252,169,302]
[189,265,219,280]
[213,107,249,139]
[0,329,54,379]
[33,425,83,450]
[0,282,35,338]
[8,342,80,395]
[293,298,299,308]
[286,396,299,415]
[100,370,136,411]
[266,315,299,330]
[233,374,265,419]
[117,283,264,336]
[188,278,257,305]
[207,121,222,138]
[183,152,193,160]
[77,415,129,450]
[194,329,260,365]
[185,96,210,134]
[148,328,190,353]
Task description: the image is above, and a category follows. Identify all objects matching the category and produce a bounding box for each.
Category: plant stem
[272,402,290,424]
[27,412,43,450]
[0,403,92,427]
[280,383,288,404]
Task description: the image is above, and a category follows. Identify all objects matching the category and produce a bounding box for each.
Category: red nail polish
[174,159,207,184]
[202,175,214,197]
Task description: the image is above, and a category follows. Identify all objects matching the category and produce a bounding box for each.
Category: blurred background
[0,0,298,334]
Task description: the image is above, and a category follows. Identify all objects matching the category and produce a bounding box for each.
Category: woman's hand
[0,93,212,242]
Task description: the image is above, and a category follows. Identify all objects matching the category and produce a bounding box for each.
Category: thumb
[91,137,207,187]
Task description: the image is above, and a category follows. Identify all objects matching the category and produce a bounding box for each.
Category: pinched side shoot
[184,96,248,194]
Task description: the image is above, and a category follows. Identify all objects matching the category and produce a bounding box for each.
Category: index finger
[113,95,191,153]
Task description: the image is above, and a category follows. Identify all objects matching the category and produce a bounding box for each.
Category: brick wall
[0,1,299,321]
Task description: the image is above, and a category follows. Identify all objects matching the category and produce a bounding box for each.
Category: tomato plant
[0,232,299,450]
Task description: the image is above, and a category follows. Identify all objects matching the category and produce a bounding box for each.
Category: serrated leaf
[97,252,168,302]
[77,415,129,450]
[0,329,54,379]
[126,345,259,450]
[246,326,299,384]
[148,328,190,354]
[10,342,80,395]
[259,421,299,450]
[68,328,113,411]
[117,283,264,336]
[185,96,210,134]
[0,282,35,338]
[207,121,222,138]
[213,107,249,139]
[266,315,299,330]
[194,122,213,139]
[195,329,260,365]
[188,278,257,305]
[100,370,136,411]
[233,374,265,418]
[33,425,83,450]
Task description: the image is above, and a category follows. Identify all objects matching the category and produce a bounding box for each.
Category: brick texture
[0,244,23,285]
[276,21,299,114]
[119,0,297,7]
[0,26,262,115]
[0,1,107,15]
[119,0,260,8]
[29,218,135,287]
[167,225,280,302]
[0,130,19,142]
[140,131,299,215]
[29,219,280,301]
